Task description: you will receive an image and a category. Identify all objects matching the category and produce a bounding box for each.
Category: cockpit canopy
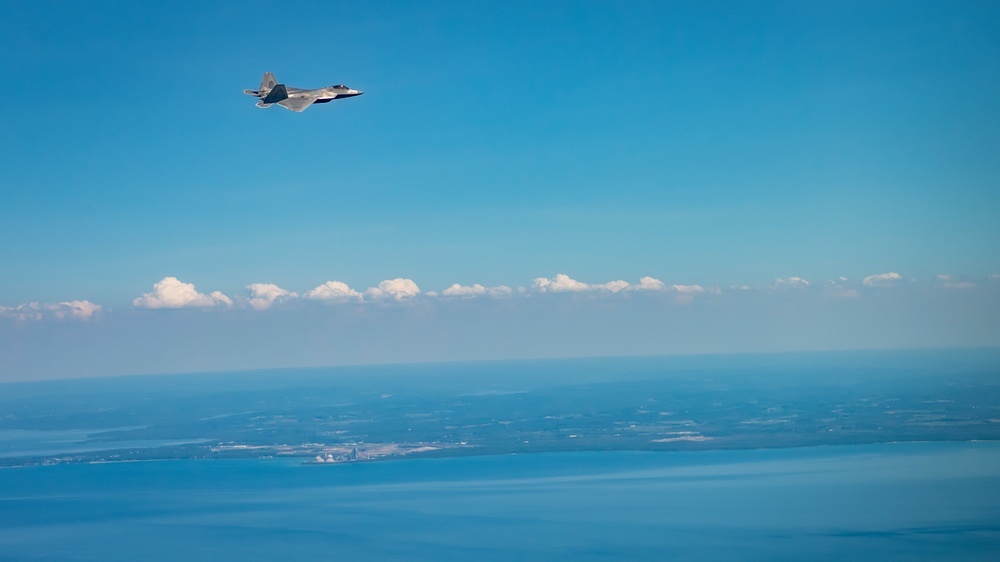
[333,84,348,89]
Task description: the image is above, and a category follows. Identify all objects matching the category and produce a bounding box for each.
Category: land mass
[2,351,999,467]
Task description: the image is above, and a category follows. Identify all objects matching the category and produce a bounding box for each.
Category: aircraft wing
[277,95,317,112]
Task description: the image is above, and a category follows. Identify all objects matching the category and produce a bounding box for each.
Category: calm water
[1,442,998,561]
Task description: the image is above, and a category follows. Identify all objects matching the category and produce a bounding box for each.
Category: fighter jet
[243,72,363,112]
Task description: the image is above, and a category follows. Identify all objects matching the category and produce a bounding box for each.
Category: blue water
[1,442,998,561]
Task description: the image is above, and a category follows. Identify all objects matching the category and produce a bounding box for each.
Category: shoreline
[3,437,998,470]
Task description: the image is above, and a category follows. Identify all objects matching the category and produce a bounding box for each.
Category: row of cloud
[131,274,746,311]
[4,272,994,321]
[0,300,103,321]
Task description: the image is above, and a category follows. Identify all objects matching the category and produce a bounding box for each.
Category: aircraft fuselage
[244,73,363,112]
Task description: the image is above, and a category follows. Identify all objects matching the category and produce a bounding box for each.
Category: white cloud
[773,277,810,288]
[862,272,902,287]
[247,283,298,310]
[366,278,421,300]
[532,274,636,294]
[635,277,666,291]
[533,274,592,293]
[304,280,364,302]
[487,285,514,297]
[597,280,631,293]
[668,284,707,304]
[132,277,232,309]
[210,292,233,306]
[0,302,43,321]
[442,283,487,297]
[671,284,705,294]
[440,283,512,298]
[0,300,102,321]
[58,300,103,319]
[533,274,708,296]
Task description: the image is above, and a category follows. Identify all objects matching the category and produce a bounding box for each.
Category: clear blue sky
[2,1,999,379]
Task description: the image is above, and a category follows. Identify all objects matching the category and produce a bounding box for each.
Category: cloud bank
[5,270,999,382]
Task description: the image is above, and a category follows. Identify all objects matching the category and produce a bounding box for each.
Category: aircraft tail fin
[259,72,278,94]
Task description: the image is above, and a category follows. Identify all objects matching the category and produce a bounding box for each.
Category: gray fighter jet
[243,72,363,112]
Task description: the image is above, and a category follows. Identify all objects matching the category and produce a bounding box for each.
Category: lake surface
[2,441,998,560]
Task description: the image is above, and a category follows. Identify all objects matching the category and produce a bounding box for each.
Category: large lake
[1,441,998,560]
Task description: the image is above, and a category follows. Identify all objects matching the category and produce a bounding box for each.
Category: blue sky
[2,1,999,379]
